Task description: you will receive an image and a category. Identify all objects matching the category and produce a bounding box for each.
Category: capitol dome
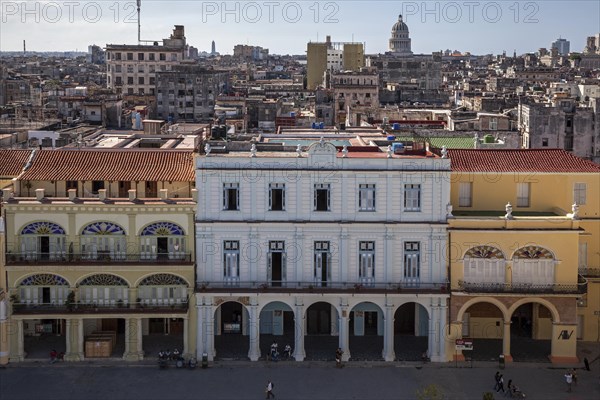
[392,14,409,32]
[389,14,412,55]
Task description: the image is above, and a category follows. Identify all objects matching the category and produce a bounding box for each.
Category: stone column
[77,318,84,360]
[427,304,437,361]
[338,306,350,361]
[206,305,215,361]
[383,304,395,361]
[0,299,9,364]
[434,301,447,362]
[550,323,578,364]
[502,320,512,362]
[183,317,189,358]
[64,319,73,360]
[136,318,143,359]
[17,319,24,361]
[123,318,139,361]
[195,302,204,359]
[294,302,306,361]
[248,304,260,361]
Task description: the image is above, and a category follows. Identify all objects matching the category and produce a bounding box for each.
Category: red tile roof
[0,150,33,177]
[447,149,600,173]
[18,149,195,182]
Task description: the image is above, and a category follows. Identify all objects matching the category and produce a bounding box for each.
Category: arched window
[19,222,66,261]
[80,222,127,260]
[138,273,188,306]
[512,246,555,286]
[18,273,69,305]
[78,274,128,306]
[463,246,505,284]
[139,222,186,260]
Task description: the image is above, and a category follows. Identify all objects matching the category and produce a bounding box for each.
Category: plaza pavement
[1,358,599,400]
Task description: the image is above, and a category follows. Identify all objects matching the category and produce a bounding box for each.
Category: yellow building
[1,149,197,363]
[446,149,600,363]
[306,37,365,90]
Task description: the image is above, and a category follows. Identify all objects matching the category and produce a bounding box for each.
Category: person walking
[266,380,275,399]
[496,374,505,393]
[335,348,344,368]
[505,379,513,397]
[564,371,573,392]
[494,371,501,391]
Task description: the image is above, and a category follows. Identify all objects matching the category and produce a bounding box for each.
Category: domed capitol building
[389,15,413,55]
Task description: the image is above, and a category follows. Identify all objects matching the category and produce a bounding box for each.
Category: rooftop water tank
[392,123,400,130]
[387,135,396,141]
[319,122,324,129]
[392,143,405,153]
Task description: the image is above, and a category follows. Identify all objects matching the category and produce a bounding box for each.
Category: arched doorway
[213,301,250,360]
[259,301,294,359]
[304,302,339,361]
[394,302,428,361]
[460,301,505,361]
[509,302,553,362]
[349,302,384,361]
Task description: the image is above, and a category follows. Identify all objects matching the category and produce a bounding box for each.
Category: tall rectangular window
[403,242,420,283]
[358,184,376,211]
[404,184,421,211]
[459,182,472,207]
[574,183,587,205]
[269,183,285,211]
[516,183,530,207]
[359,241,375,285]
[489,117,498,130]
[223,241,240,285]
[314,183,331,211]
[314,241,331,287]
[223,183,239,211]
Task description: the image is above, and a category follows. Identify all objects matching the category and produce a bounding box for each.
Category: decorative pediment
[307,138,337,161]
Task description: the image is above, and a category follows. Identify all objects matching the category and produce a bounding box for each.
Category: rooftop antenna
[137,0,141,45]
[23,40,26,54]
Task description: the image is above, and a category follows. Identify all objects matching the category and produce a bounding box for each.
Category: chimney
[128,189,137,201]
[98,189,107,201]
[159,189,168,200]
[35,188,44,201]
[68,189,76,201]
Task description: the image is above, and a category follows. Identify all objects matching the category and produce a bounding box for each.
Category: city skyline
[0,0,599,55]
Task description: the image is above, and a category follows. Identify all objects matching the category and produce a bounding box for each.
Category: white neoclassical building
[195,140,451,362]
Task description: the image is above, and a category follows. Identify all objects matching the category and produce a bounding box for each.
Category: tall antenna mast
[137,0,141,44]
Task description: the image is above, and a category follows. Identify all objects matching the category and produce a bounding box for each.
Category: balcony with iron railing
[196,280,449,294]
[6,252,193,265]
[578,267,600,278]
[11,300,189,315]
[457,275,587,295]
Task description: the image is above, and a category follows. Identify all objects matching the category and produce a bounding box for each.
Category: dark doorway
[118,181,131,197]
[145,181,158,197]
[42,287,51,304]
[271,252,282,287]
[395,303,416,334]
[307,302,331,335]
[40,236,50,260]
[157,237,168,260]
[364,311,378,335]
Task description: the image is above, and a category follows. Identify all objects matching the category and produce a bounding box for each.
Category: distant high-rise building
[551,38,570,56]
[233,44,268,61]
[306,35,365,90]
[211,41,216,55]
[389,14,412,55]
[87,44,105,64]
[106,25,187,96]
[584,34,600,54]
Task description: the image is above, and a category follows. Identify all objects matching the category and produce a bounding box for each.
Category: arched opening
[213,301,250,360]
[139,221,187,261]
[304,302,339,361]
[349,302,384,361]
[19,221,66,261]
[80,221,126,261]
[259,301,294,359]
[138,273,189,356]
[460,301,505,361]
[394,302,428,361]
[509,303,553,362]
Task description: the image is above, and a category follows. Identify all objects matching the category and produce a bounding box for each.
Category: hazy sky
[1,0,599,55]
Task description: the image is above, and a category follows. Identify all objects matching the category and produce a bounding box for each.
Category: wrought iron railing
[457,277,587,295]
[11,301,189,314]
[5,252,193,264]
[196,281,449,293]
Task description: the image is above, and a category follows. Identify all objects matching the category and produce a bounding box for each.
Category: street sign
[455,338,473,351]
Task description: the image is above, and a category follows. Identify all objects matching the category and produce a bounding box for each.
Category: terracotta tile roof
[18,149,195,182]
[0,149,33,177]
[447,149,600,173]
